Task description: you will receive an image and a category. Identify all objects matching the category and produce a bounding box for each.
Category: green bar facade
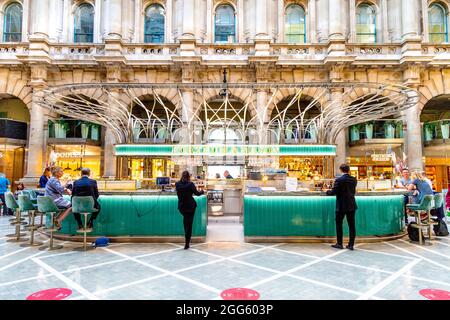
[244,195,404,237]
[54,195,207,237]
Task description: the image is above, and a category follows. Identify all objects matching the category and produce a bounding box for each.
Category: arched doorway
[0,95,29,189]
[421,95,450,191]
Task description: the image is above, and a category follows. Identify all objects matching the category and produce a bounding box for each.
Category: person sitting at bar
[176,171,204,250]
[408,171,434,205]
[215,173,221,179]
[39,168,51,188]
[45,166,72,230]
[14,183,25,198]
[72,168,100,230]
[395,168,411,188]
[326,163,358,251]
[396,168,412,225]
[224,170,233,179]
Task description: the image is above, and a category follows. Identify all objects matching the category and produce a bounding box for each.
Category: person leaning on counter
[175,171,204,250]
[326,164,358,251]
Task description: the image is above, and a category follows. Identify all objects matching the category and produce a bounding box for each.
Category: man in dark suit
[72,168,100,230]
[326,163,358,250]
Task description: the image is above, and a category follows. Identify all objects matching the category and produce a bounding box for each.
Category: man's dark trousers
[335,210,356,247]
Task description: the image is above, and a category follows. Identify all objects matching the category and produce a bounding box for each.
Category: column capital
[29,64,48,88]
[106,64,122,82]
[181,64,196,83]
[403,63,423,86]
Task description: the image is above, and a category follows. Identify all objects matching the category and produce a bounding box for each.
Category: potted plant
[350,124,361,141]
[424,123,435,141]
[383,121,396,139]
[440,120,450,140]
[54,119,68,138]
[81,121,90,139]
[90,124,99,140]
[396,121,404,138]
[133,123,141,142]
[364,121,374,139]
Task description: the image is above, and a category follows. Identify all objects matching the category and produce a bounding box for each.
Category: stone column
[103,128,117,178]
[388,0,402,42]
[255,0,268,36]
[328,0,344,40]
[94,0,103,42]
[182,0,195,37]
[103,90,119,178]
[349,0,356,42]
[401,0,419,39]
[22,0,30,42]
[421,0,429,43]
[308,0,317,43]
[166,0,173,43]
[106,0,122,38]
[317,0,329,42]
[330,88,347,175]
[22,91,46,186]
[256,89,269,144]
[31,0,49,37]
[404,102,424,171]
[381,0,389,43]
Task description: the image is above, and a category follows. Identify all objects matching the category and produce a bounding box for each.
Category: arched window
[215,4,235,43]
[356,3,376,43]
[429,3,448,43]
[285,4,306,44]
[144,4,165,43]
[74,3,94,43]
[3,3,22,42]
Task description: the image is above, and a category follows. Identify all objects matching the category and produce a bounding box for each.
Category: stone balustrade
[0,41,449,65]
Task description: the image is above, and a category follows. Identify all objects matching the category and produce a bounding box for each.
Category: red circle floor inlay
[221,288,260,300]
[419,289,450,300]
[27,288,72,300]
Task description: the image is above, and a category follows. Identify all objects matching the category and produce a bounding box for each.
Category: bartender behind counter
[224,170,233,179]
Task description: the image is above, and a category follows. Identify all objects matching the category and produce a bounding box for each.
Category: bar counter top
[245,190,407,197]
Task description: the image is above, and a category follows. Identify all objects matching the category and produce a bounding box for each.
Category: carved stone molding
[182,64,195,82]
[107,64,122,82]
[30,64,48,87]
[329,64,345,82]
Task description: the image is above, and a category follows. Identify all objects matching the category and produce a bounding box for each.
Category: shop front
[47,145,102,180]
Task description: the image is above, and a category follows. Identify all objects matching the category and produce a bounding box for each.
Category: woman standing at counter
[176,171,204,250]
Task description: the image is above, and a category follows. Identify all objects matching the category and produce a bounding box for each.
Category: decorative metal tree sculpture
[39,82,419,145]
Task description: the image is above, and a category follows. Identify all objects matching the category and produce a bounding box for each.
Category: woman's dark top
[39,175,49,188]
[175,181,204,213]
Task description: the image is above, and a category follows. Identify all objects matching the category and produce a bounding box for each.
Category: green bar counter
[244,192,406,243]
[48,194,207,243]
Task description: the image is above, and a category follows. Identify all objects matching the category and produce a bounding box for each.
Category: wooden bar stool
[37,196,63,251]
[18,195,43,247]
[5,193,28,242]
[72,196,97,251]
[406,195,434,245]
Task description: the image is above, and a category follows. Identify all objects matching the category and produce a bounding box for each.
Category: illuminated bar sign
[115,144,336,156]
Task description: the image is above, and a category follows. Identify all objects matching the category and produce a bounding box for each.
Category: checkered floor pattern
[1,215,449,300]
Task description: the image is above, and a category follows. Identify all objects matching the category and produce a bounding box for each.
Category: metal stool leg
[6,208,26,238]
[83,212,87,251]
[416,212,424,245]
[7,208,28,243]
[39,212,63,251]
[21,210,43,247]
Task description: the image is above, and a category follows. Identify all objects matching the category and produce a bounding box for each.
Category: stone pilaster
[22,65,48,187]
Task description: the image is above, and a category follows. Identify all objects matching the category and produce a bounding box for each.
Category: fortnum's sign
[115,144,336,156]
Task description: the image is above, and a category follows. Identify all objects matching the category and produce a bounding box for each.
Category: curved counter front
[244,192,406,243]
[50,194,207,243]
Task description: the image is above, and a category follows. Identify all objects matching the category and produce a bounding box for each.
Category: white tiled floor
[1,215,450,300]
